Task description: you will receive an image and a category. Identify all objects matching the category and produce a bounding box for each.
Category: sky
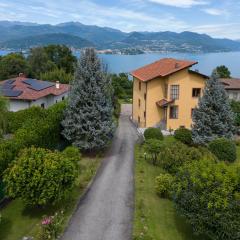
[0,0,240,39]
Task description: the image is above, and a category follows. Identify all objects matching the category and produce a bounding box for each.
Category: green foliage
[144,139,165,165]
[0,102,66,176]
[44,45,77,74]
[215,65,231,78]
[160,142,203,174]
[0,53,29,80]
[37,211,64,240]
[192,71,235,144]
[62,48,115,151]
[0,97,8,137]
[155,173,174,199]
[0,140,21,177]
[230,100,240,126]
[3,147,79,206]
[28,47,56,78]
[40,68,73,84]
[209,138,236,162]
[173,158,240,240]
[144,128,163,141]
[174,127,193,145]
[111,73,133,101]
[7,106,46,133]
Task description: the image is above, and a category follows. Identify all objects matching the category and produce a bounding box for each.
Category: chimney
[19,73,26,78]
[56,81,60,89]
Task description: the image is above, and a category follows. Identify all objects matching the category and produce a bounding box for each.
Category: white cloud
[203,8,226,16]
[147,0,208,8]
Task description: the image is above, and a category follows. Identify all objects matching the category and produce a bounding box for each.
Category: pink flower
[41,217,52,225]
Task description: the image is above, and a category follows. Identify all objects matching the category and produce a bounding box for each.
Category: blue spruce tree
[62,48,115,151]
[192,71,235,145]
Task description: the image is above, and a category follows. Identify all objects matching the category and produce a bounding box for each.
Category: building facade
[131,58,207,130]
[220,78,240,101]
[0,76,69,112]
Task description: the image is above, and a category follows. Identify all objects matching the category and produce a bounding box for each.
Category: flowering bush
[38,211,64,240]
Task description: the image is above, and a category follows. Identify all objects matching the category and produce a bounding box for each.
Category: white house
[0,75,70,112]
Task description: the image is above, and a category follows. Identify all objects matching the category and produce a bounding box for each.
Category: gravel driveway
[61,104,138,240]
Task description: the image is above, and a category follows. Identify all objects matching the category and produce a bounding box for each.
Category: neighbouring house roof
[156,99,175,107]
[131,58,198,82]
[220,78,240,90]
[0,76,69,101]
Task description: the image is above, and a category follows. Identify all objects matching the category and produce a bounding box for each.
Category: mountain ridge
[0,21,240,53]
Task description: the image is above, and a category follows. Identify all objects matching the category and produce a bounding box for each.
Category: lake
[1,50,240,77]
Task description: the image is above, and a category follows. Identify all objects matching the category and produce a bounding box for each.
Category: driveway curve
[61,104,138,240]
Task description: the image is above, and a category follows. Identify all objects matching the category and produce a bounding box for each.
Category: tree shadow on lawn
[174,211,209,240]
[0,217,12,239]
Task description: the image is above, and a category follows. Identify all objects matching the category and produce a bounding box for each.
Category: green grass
[0,156,101,240]
[133,139,205,240]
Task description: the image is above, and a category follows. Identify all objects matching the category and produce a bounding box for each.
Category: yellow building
[131,58,208,130]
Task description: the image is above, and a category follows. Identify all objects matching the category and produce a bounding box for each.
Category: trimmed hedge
[209,138,236,163]
[144,128,163,141]
[174,127,193,145]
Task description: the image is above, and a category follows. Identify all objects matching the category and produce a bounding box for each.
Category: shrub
[3,147,78,206]
[160,142,203,173]
[144,128,163,141]
[209,138,236,163]
[173,158,240,240]
[155,173,174,198]
[144,139,165,165]
[174,127,193,145]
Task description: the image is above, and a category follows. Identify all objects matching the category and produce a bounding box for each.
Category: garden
[133,71,240,240]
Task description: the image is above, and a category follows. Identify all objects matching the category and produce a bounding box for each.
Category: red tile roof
[220,78,240,90]
[131,58,198,82]
[1,77,69,100]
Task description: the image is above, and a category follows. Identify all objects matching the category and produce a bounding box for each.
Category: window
[169,106,178,119]
[41,103,45,109]
[144,111,146,118]
[139,81,141,91]
[170,85,179,100]
[192,88,201,97]
[138,99,141,107]
[56,100,58,103]
[164,84,168,98]
[62,96,65,101]
[233,92,238,100]
[138,116,140,124]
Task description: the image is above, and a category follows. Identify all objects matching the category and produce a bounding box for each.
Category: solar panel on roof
[2,89,22,97]
[5,79,16,85]
[23,79,54,91]
[2,83,14,90]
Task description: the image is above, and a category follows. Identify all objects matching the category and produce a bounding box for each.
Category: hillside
[0,21,240,53]
[0,33,94,49]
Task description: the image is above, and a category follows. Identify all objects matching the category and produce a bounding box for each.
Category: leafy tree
[40,68,73,84]
[144,139,164,165]
[28,47,56,78]
[230,100,240,126]
[44,45,77,74]
[155,173,174,199]
[0,97,8,137]
[174,127,193,145]
[3,147,79,206]
[173,158,240,240]
[62,48,115,151]
[192,71,235,145]
[215,65,231,78]
[144,128,163,140]
[0,53,29,80]
[111,73,133,100]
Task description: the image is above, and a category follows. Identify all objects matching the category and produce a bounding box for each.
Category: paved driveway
[61,104,138,240]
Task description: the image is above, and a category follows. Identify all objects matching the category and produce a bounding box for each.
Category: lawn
[133,138,206,240]
[0,156,101,240]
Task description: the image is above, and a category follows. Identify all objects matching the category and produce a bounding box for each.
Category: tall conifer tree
[192,71,235,144]
[62,48,115,151]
